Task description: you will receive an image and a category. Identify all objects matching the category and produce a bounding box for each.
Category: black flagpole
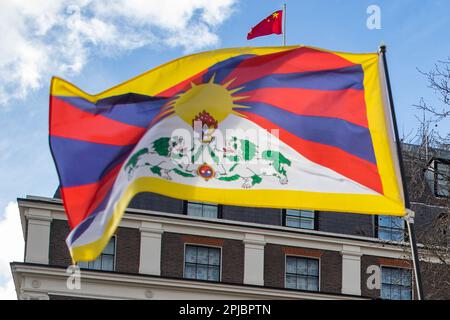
[379,45,425,300]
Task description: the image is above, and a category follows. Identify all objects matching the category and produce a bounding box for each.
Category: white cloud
[0,279,16,301]
[0,0,237,105]
[0,202,24,300]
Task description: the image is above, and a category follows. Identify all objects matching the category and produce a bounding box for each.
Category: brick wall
[264,244,285,288]
[49,219,72,267]
[115,227,140,274]
[361,255,381,299]
[49,219,140,274]
[321,250,342,294]
[319,212,374,237]
[264,244,342,294]
[128,192,184,214]
[161,232,244,284]
[222,205,282,226]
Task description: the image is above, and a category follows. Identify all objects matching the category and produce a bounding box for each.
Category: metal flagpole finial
[405,208,415,224]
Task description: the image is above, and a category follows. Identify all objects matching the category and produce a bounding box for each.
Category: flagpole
[379,44,425,300]
[282,3,287,46]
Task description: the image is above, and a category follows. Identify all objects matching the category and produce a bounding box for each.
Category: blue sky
[2,0,450,211]
[0,0,449,298]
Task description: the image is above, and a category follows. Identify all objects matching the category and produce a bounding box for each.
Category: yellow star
[272,12,279,19]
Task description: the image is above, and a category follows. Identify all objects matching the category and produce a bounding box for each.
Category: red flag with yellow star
[247,10,283,40]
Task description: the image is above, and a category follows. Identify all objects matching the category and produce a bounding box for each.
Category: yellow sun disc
[168,75,248,126]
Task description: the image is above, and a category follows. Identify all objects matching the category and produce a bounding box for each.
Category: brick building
[10,145,449,300]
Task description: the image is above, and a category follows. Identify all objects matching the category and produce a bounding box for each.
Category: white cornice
[17,196,413,258]
[11,263,367,300]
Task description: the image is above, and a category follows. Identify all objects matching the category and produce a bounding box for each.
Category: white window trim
[380,265,414,300]
[284,254,321,292]
[186,201,219,219]
[183,243,223,282]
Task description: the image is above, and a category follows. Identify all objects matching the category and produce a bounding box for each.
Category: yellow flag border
[55,45,406,262]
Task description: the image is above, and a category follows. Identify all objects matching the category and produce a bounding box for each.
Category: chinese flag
[247,10,283,40]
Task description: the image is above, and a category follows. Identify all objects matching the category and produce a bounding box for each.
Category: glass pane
[78,261,88,269]
[286,257,296,274]
[104,238,115,255]
[437,181,449,195]
[381,284,391,299]
[297,276,308,290]
[391,269,401,285]
[101,254,114,271]
[285,275,296,289]
[391,230,405,242]
[391,285,401,300]
[308,259,319,276]
[203,205,218,218]
[379,216,405,242]
[208,266,220,281]
[437,163,450,177]
[286,209,301,217]
[382,268,391,284]
[401,288,412,300]
[185,246,197,263]
[378,229,391,241]
[196,265,208,280]
[300,218,314,230]
[208,248,220,266]
[402,271,412,286]
[91,257,101,270]
[197,247,209,264]
[286,216,300,228]
[187,202,203,217]
[296,258,308,275]
[379,216,391,227]
[307,277,319,291]
[391,217,405,230]
[300,210,314,218]
[436,163,449,195]
[184,263,196,279]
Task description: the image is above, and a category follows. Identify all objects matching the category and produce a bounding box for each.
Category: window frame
[284,254,321,292]
[183,243,222,282]
[78,236,117,272]
[183,201,222,219]
[282,209,319,230]
[380,266,413,300]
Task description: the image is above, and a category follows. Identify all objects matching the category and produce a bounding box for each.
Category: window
[186,201,219,218]
[285,256,319,291]
[381,267,412,300]
[78,237,115,271]
[377,215,405,242]
[284,209,316,230]
[184,245,221,281]
[425,158,450,198]
[436,161,450,197]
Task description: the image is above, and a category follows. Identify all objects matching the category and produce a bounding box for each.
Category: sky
[1,0,449,299]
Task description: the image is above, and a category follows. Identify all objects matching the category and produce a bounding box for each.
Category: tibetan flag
[247,10,283,40]
[49,46,406,262]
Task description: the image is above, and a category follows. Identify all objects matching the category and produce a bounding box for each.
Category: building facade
[10,146,450,300]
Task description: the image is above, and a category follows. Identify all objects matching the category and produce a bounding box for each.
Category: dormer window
[425,158,450,198]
